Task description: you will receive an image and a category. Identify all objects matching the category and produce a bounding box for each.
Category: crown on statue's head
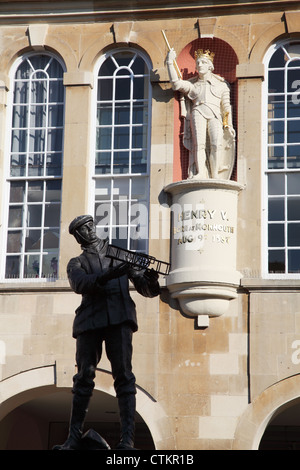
[194,49,215,62]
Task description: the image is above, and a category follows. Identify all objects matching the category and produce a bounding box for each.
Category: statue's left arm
[221,81,236,138]
[129,267,160,298]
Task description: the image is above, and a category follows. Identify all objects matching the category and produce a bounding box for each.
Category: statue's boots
[53,394,90,450]
[115,393,136,450]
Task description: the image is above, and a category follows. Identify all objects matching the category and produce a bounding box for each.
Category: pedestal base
[164,179,244,321]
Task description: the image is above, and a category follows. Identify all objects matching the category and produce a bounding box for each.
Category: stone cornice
[0,277,167,292]
[0,0,298,24]
[241,278,300,292]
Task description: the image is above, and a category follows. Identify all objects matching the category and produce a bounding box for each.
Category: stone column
[59,71,94,277]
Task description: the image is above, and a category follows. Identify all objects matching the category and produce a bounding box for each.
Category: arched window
[93,49,151,252]
[263,41,300,276]
[4,53,65,279]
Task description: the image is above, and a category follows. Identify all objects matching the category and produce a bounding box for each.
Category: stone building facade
[0,0,300,450]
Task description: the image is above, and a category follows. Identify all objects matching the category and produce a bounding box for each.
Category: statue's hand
[225,125,236,139]
[228,126,236,138]
[143,268,159,284]
[167,48,177,64]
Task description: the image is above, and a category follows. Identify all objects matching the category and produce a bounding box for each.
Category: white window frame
[1,52,65,281]
[91,48,152,253]
[262,39,300,278]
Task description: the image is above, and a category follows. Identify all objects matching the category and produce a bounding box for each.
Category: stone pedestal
[164,179,244,327]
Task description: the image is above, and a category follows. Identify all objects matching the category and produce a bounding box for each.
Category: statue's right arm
[166,49,190,94]
[166,49,180,86]
[67,257,100,295]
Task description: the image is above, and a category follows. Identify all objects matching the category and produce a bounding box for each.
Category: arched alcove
[259,397,300,450]
[0,388,155,450]
[172,37,239,181]
[233,375,300,450]
[0,368,173,449]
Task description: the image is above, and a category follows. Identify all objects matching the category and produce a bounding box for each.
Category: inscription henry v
[173,206,235,248]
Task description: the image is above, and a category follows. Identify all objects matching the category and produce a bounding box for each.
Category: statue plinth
[164,179,244,327]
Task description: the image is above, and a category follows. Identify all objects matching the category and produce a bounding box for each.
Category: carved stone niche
[164,179,244,327]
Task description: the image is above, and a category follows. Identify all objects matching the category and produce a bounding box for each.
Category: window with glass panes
[264,41,300,275]
[94,50,151,252]
[5,54,64,279]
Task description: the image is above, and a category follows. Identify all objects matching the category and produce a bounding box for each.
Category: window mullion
[284,174,288,274]
[39,179,46,278]
[109,178,113,243]
[284,64,288,171]
[27,72,33,178]
[23,70,32,278]
[22,180,29,278]
[128,177,132,251]
[129,73,133,174]
[44,73,50,178]
[112,73,116,175]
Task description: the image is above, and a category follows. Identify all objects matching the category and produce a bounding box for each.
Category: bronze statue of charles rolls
[54,215,160,450]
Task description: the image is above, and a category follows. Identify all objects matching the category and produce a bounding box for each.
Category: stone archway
[0,387,156,449]
[0,366,173,450]
[259,396,300,450]
[233,375,300,450]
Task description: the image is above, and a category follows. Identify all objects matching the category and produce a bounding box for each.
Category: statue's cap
[69,215,93,235]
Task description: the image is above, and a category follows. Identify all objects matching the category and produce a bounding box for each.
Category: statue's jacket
[67,239,160,338]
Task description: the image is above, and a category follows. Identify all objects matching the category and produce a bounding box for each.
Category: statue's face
[196,57,212,75]
[76,220,98,244]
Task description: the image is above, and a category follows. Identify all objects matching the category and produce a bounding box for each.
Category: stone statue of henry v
[166,47,236,180]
